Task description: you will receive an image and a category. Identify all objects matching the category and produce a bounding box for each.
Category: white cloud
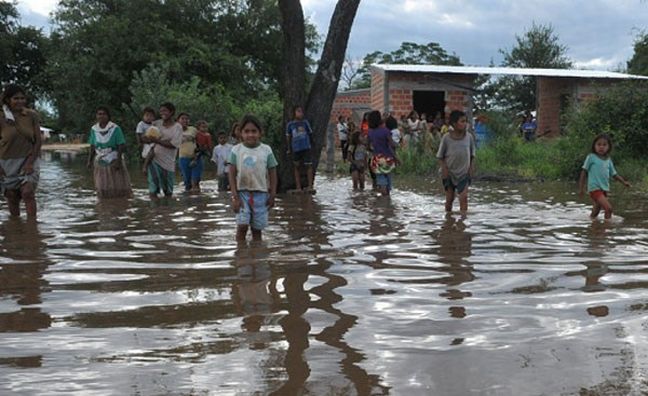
[438,13,474,28]
[403,0,438,13]
[574,57,625,71]
[18,0,57,17]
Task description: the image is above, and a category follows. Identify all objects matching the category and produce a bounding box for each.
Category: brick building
[330,88,371,124]
[331,64,648,136]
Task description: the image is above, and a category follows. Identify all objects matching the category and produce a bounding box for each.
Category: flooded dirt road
[1,153,647,395]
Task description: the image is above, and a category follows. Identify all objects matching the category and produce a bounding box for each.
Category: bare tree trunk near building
[341,55,362,90]
[278,0,361,192]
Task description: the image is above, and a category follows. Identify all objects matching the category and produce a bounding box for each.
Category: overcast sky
[16,0,648,71]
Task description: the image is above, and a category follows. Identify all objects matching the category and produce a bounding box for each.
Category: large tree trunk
[277,0,361,192]
[305,0,360,172]
[278,0,306,191]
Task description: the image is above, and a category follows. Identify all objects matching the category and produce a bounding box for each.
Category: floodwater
[1,152,648,396]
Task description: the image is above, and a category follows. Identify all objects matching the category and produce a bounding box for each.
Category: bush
[233,94,283,150]
[480,110,520,140]
[395,145,438,175]
[394,133,442,175]
[127,63,237,132]
[475,82,648,186]
[477,136,565,179]
[558,81,648,185]
[124,62,283,157]
[562,81,648,158]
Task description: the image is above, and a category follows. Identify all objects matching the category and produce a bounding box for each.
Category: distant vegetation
[389,80,648,191]
[470,82,648,188]
[3,2,648,187]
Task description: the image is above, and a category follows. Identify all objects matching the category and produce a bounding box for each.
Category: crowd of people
[335,109,476,206]
[335,107,629,219]
[0,83,631,241]
[337,110,452,154]
[86,102,280,242]
[336,109,490,164]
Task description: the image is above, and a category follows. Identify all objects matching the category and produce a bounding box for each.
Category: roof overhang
[370,64,648,80]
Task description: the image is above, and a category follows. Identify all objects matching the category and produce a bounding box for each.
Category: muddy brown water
[1,152,647,395]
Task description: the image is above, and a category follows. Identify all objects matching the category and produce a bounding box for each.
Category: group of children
[132,104,318,241]
[338,108,631,222]
[135,106,236,196]
[336,112,400,193]
[130,102,630,243]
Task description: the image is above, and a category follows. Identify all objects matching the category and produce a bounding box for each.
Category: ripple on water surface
[0,157,647,395]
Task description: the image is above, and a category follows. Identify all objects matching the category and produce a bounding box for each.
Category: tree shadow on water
[265,194,390,395]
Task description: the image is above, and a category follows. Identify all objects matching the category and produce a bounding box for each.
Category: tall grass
[471,109,587,181]
[474,134,648,188]
[394,133,441,175]
[477,137,570,180]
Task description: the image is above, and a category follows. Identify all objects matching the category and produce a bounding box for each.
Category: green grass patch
[477,137,567,180]
[467,135,648,189]
[395,144,438,176]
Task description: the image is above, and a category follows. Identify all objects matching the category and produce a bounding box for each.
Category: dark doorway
[413,90,445,120]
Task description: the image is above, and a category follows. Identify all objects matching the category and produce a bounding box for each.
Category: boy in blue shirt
[285,106,314,191]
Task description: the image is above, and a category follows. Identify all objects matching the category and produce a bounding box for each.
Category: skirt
[0,157,39,196]
[370,154,396,174]
[93,158,132,199]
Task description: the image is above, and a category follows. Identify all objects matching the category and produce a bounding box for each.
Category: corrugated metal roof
[371,64,648,80]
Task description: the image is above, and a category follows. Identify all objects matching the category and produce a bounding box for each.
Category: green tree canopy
[46,0,316,133]
[628,32,648,76]
[0,1,48,97]
[490,22,572,112]
[123,61,283,152]
[351,41,462,89]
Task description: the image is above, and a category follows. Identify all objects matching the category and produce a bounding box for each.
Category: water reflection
[434,214,474,318]
[1,157,648,395]
[0,219,51,333]
[0,220,50,369]
[310,264,390,395]
[271,194,389,395]
[273,266,310,395]
[567,221,612,316]
[232,244,277,342]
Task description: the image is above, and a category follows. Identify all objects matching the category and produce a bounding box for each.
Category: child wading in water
[437,110,475,213]
[213,131,233,192]
[285,105,314,192]
[367,110,398,196]
[229,115,278,241]
[191,120,213,192]
[141,125,160,174]
[579,134,630,219]
[349,131,368,190]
